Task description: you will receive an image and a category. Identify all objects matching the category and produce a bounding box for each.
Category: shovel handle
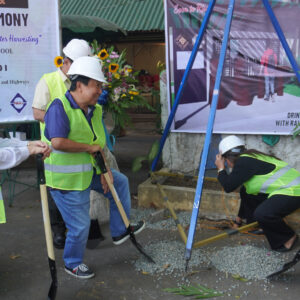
[37,153,46,184]
[95,151,107,173]
[95,151,130,228]
[36,154,55,260]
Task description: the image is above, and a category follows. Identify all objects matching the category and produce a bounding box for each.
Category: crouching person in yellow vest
[0,139,51,224]
[43,56,145,279]
[215,135,300,253]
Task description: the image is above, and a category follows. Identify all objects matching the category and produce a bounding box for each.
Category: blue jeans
[91,169,131,237]
[50,188,91,269]
[264,76,275,97]
[50,168,131,269]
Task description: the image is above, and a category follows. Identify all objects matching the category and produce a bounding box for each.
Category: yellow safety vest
[44,95,106,191]
[40,71,68,142]
[242,153,300,197]
[0,187,6,224]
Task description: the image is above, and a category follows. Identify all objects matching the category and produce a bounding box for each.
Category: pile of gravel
[210,245,287,280]
[134,240,210,276]
[131,208,289,281]
[131,208,191,230]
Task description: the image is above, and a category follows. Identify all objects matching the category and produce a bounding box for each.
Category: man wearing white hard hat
[215,135,300,252]
[43,56,145,279]
[32,39,92,249]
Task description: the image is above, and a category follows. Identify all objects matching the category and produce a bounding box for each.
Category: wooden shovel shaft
[40,184,55,260]
[103,173,130,228]
[156,182,187,244]
[193,221,259,248]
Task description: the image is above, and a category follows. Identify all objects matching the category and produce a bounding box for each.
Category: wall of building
[159,70,300,173]
[115,42,165,76]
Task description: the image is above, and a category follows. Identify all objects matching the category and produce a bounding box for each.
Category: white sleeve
[0,138,27,148]
[0,147,30,170]
[0,138,30,170]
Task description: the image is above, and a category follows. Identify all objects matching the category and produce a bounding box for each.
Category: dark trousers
[48,188,66,235]
[238,187,300,249]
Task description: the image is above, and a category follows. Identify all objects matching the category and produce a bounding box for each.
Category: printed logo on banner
[0,0,28,8]
[175,34,189,50]
[10,93,27,113]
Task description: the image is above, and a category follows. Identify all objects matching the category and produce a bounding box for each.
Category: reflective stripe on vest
[0,187,6,224]
[40,71,67,142]
[260,165,292,193]
[44,163,93,173]
[242,153,300,197]
[44,95,106,191]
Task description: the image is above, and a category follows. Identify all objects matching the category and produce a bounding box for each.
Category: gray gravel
[131,208,294,281]
[133,240,211,276]
[210,245,287,280]
[131,208,191,230]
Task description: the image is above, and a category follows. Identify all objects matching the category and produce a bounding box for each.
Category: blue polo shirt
[44,91,96,141]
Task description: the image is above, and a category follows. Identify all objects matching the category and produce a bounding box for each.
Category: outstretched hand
[28,141,51,159]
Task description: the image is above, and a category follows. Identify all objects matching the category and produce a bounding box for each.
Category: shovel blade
[267,250,300,279]
[129,231,155,263]
[47,258,57,300]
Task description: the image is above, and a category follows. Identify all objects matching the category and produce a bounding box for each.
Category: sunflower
[54,56,63,68]
[109,63,119,73]
[129,90,139,96]
[98,49,109,60]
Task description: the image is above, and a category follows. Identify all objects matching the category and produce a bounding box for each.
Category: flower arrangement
[90,40,154,132]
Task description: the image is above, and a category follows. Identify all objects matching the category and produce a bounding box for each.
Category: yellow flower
[121,94,126,98]
[129,90,139,96]
[98,49,109,60]
[114,73,120,79]
[130,96,134,100]
[109,63,119,73]
[54,56,63,68]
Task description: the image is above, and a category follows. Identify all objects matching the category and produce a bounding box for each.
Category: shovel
[36,154,57,300]
[94,151,155,263]
[267,249,300,279]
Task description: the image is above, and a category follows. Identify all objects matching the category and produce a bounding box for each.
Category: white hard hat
[67,56,107,83]
[219,135,245,156]
[63,39,92,61]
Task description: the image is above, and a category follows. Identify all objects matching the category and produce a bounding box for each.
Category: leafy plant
[90,40,154,130]
[292,121,300,139]
[163,284,223,299]
[132,140,160,172]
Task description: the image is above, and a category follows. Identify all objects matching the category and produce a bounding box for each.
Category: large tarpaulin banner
[0,0,60,123]
[164,0,300,134]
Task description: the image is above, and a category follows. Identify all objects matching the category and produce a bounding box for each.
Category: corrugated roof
[60,0,164,32]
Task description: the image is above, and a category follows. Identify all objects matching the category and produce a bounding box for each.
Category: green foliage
[163,284,223,299]
[232,274,249,282]
[131,140,160,172]
[292,121,300,139]
[132,156,147,173]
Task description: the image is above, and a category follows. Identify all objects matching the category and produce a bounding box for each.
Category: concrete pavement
[1,118,300,300]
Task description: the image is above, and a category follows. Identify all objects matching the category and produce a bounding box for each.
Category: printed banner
[164,0,300,134]
[0,0,60,123]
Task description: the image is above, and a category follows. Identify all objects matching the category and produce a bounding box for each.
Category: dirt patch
[162,176,222,190]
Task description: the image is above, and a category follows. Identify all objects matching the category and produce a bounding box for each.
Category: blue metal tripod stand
[151,0,300,270]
